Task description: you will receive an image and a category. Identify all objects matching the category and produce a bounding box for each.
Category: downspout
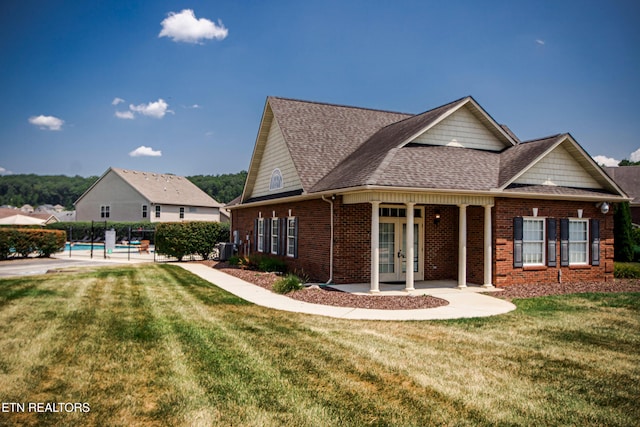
[321,195,334,284]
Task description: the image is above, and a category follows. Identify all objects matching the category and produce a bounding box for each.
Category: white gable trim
[498,134,628,196]
[399,97,518,150]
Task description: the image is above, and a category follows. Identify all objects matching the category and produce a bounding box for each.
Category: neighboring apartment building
[75,167,224,223]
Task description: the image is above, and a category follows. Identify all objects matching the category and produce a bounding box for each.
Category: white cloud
[28,115,64,131]
[159,9,228,44]
[112,97,125,105]
[115,110,135,120]
[535,39,545,45]
[0,166,12,175]
[129,146,162,157]
[593,155,620,167]
[630,148,640,162]
[129,98,172,119]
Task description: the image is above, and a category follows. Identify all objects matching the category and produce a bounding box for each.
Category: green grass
[0,264,638,426]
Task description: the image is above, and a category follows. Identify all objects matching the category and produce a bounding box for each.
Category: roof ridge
[268,96,414,116]
[519,133,567,144]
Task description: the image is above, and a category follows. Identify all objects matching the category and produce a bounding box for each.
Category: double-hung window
[142,205,148,219]
[522,218,545,266]
[287,217,297,257]
[270,219,279,255]
[257,218,265,252]
[100,205,110,219]
[569,219,588,264]
[155,205,161,218]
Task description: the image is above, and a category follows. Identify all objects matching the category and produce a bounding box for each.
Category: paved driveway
[0,256,147,278]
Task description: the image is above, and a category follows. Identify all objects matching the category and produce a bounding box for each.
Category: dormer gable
[407,97,516,151]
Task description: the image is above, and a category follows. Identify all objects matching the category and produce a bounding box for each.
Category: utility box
[217,242,235,261]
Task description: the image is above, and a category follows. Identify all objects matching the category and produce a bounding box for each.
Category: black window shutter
[264,218,271,254]
[590,219,600,266]
[293,217,299,258]
[560,218,569,267]
[547,218,557,267]
[279,217,287,256]
[254,219,259,253]
[513,217,523,268]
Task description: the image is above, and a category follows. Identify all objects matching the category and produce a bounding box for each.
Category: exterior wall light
[434,211,441,225]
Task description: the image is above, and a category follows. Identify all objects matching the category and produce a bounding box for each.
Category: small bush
[228,255,243,266]
[245,254,287,273]
[614,262,640,279]
[273,274,304,294]
[0,228,66,259]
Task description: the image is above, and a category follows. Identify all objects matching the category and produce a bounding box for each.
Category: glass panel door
[379,222,395,275]
[402,223,420,274]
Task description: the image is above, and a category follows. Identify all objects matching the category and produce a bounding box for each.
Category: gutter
[321,195,334,284]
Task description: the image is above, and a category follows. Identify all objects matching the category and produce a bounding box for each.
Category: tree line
[0,171,248,209]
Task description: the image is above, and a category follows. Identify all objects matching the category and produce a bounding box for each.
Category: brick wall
[231,198,332,282]
[232,196,614,286]
[493,197,614,286]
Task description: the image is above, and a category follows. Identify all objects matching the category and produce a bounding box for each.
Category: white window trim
[522,217,545,267]
[286,217,296,257]
[269,168,284,191]
[142,204,148,218]
[179,207,185,219]
[270,218,279,255]
[100,205,110,219]
[257,218,264,252]
[569,218,589,265]
[155,205,161,218]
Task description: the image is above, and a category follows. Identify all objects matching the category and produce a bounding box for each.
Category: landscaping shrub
[155,222,229,261]
[0,228,66,259]
[272,274,304,294]
[245,254,287,273]
[614,262,640,279]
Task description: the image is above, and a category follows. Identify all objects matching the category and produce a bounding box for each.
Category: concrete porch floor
[326,280,504,297]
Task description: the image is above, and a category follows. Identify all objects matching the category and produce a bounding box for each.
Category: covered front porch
[342,191,496,293]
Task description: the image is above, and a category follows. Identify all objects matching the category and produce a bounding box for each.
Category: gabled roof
[311,96,518,192]
[76,167,223,208]
[605,166,640,205]
[242,97,412,199]
[240,96,628,203]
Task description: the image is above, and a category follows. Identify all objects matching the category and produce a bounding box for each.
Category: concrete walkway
[178,263,516,321]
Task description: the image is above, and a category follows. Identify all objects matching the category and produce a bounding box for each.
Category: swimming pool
[64,243,135,251]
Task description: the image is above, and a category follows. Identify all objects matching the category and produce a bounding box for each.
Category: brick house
[229,96,628,290]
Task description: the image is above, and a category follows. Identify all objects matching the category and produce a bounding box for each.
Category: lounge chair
[138,240,150,254]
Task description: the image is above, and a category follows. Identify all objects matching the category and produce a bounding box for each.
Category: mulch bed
[201,260,640,310]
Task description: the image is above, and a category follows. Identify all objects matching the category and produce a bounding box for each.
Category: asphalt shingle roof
[110,167,222,208]
[256,97,623,199]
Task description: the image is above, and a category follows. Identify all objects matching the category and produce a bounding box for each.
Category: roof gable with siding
[247,118,303,199]
[411,104,508,151]
[75,167,222,208]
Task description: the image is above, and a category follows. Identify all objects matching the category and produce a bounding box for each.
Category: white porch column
[370,201,380,293]
[405,202,415,291]
[458,204,467,288]
[482,204,494,288]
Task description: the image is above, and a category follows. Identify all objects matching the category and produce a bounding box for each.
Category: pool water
[64,243,135,251]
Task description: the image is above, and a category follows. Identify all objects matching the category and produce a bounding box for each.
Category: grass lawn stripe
[0,264,638,426]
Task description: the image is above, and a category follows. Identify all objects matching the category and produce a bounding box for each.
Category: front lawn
[0,264,638,426]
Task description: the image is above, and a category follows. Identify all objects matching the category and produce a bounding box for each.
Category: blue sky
[1,0,639,177]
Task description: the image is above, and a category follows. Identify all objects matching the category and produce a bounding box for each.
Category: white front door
[378,207,423,282]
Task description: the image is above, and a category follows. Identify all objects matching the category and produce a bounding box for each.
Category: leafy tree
[0,171,248,209]
[613,202,634,262]
[618,159,640,166]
